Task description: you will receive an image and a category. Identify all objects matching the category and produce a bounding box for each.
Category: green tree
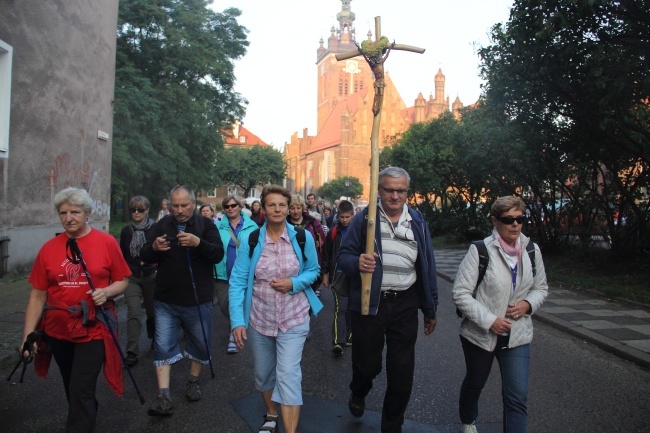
[317,177,363,203]
[478,0,650,254]
[217,145,287,197]
[112,0,249,219]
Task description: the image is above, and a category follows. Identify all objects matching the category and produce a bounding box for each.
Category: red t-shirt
[29,229,131,341]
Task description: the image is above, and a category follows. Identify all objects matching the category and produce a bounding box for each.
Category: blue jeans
[459,336,530,433]
[153,300,212,366]
[247,318,310,406]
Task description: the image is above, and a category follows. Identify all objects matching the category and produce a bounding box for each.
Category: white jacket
[452,230,548,351]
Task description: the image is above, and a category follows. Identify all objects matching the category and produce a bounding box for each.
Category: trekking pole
[66,238,146,405]
[6,331,42,383]
[184,247,216,379]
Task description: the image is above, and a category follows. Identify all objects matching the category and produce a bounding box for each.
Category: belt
[381,289,410,300]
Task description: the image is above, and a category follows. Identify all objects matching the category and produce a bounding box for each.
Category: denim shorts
[247,317,310,406]
[153,300,212,366]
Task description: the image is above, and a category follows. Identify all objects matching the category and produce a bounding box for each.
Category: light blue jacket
[215,212,258,281]
[228,222,323,331]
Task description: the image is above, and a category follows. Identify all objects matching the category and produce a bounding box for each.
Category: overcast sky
[215,0,513,149]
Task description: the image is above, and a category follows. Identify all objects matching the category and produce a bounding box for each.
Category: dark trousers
[459,336,530,433]
[350,287,419,433]
[51,338,105,433]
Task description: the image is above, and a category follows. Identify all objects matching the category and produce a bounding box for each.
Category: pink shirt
[249,227,310,336]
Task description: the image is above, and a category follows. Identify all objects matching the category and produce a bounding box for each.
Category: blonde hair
[289,194,306,210]
[490,196,526,218]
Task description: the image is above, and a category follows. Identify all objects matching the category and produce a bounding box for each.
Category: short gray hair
[379,166,410,186]
[170,185,195,201]
[54,187,93,213]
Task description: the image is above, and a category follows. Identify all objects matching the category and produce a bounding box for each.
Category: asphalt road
[2,278,650,432]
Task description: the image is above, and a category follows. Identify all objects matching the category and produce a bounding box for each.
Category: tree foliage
[478,0,650,254]
[218,145,287,197]
[112,0,249,218]
[317,177,363,204]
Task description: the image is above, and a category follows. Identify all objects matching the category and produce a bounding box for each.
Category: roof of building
[224,124,269,147]
[307,90,367,154]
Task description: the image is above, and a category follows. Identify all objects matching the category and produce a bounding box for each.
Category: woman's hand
[270,278,293,294]
[232,326,247,350]
[490,317,512,335]
[87,288,109,306]
[506,300,531,320]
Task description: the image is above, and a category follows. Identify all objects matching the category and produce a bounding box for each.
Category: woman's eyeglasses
[130,208,147,214]
[497,215,527,225]
[223,203,239,210]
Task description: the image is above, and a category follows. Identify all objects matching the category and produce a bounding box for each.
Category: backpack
[456,240,537,318]
[247,227,308,262]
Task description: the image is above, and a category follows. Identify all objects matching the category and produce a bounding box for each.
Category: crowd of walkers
[19,167,548,433]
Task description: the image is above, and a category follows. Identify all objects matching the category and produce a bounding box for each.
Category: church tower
[316,0,372,131]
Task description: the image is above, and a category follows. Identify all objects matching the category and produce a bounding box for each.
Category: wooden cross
[336,17,425,315]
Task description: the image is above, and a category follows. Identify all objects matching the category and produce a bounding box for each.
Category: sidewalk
[435,248,650,370]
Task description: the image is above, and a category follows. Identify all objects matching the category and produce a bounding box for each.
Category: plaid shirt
[249,228,310,336]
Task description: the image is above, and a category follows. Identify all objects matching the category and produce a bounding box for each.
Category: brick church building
[284,0,464,202]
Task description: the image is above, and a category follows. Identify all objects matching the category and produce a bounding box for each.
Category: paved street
[1,249,650,432]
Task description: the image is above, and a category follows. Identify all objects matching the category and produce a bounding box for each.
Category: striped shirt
[379,207,418,291]
[249,227,310,336]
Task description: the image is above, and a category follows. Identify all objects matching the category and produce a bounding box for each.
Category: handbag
[330,271,350,297]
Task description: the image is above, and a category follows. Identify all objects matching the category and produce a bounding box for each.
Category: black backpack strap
[473,240,490,297]
[295,227,308,263]
[248,228,261,258]
[247,227,307,263]
[526,241,537,277]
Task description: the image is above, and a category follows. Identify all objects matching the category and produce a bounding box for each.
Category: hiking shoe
[124,352,138,367]
[227,334,239,354]
[148,395,173,416]
[186,380,202,402]
[332,344,343,356]
[461,422,478,433]
[348,393,365,418]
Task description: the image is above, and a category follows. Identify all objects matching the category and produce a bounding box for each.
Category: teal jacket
[215,212,258,281]
[228,221,323,331]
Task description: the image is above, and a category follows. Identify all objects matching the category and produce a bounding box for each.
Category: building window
[339,79,343,96]
[0,39,12,157]
[207,188,217,198]
[239,135,246,143]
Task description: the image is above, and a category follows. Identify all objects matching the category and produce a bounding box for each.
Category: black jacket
[141,214,223,306]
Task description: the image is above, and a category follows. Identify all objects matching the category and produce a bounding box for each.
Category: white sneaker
[461,422,478,433]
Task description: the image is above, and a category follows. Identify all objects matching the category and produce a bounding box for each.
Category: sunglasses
[223,203,239,210]
[130,208,147,214]
[496,215,527,225]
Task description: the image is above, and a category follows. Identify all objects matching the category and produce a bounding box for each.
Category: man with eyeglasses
[140,185,224,416]
[337,166,439,433]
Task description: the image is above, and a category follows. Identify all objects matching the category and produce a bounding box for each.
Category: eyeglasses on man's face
[223,203,239,210]
[379,185,408,195]
[130,208,147,214]
[496,215,527,225]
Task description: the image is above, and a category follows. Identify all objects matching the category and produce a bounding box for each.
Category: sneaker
[124,352,138,367]
[227,334,239,354]
[185,380,202,402]
[461,422,478,433]
[348,392,365,418]
[148,395,173,416]
[332,344,343,356]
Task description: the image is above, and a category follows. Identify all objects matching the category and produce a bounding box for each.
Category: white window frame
[239,135,246,143]
[0,39,12,157]
[207,188,217,198]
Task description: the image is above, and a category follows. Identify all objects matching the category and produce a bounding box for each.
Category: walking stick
[6,331,42,383]
[66,238,146,405]
[336,16,425,315]
[177,224,216,379]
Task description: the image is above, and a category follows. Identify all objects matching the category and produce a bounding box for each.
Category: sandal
[259,413,278,433]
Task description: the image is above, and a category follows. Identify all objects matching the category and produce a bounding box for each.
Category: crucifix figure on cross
[336,16,425,315]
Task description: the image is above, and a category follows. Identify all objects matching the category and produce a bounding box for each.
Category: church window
[344,81,348,95]
[339,79,343,95]
[360,80,363,90]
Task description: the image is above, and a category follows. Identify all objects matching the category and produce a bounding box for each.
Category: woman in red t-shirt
[22,187,130,433]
